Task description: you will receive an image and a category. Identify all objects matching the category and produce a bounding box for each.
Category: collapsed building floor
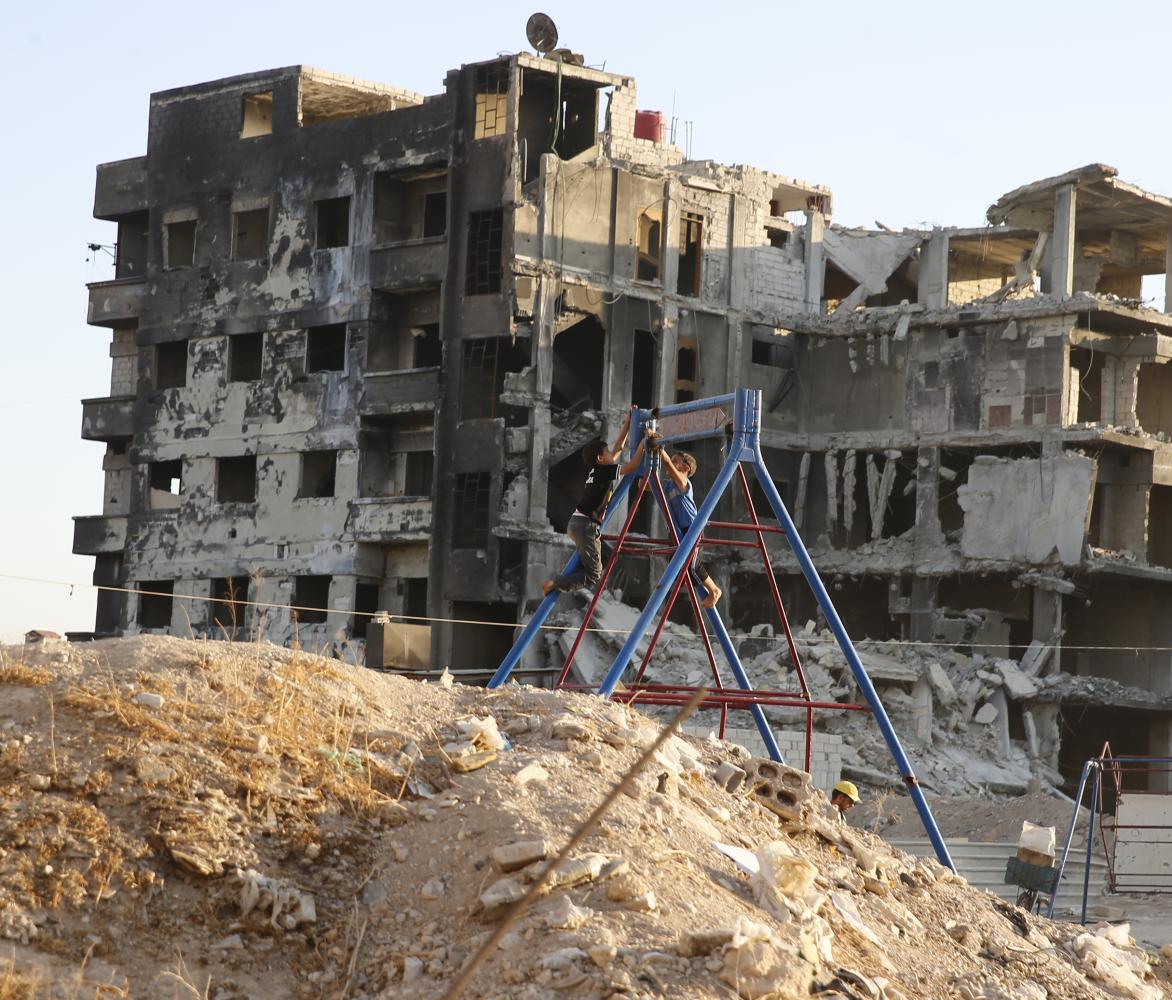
[74,53,1172,798]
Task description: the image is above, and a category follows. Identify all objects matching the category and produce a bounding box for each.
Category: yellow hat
[833,780,860,803]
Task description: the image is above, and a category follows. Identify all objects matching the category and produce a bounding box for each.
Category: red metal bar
[705,520,786,534]
[736,463,815,773]
[607,536,768,551]
[556,472,653,687]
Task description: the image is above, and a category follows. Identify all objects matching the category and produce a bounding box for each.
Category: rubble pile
[2,635,1171,998]
[543,592,1172,797]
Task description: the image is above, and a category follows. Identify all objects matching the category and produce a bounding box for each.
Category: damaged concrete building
[74,54,1172,788]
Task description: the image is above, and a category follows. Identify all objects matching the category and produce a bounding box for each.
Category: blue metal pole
[487,472,637,689]
[598,453,742,697]
[1081,763,1101,925]
[652,394,736,417]
[748,448,955,872]
[1047,759,1093,918]
[705,606,784,763]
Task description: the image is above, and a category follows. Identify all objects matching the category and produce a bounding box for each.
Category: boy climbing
[541,405,646,597]
[656,447,723,608]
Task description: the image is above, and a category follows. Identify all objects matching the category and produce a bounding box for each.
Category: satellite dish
[526,12,559,54]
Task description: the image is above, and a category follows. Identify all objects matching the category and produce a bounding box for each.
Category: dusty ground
[854,791,1086,844]
[0,635,1169,999]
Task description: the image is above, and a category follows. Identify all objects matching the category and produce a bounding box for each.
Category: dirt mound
[1,636,1169,998]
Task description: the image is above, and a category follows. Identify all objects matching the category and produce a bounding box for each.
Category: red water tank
[633,110,666,144]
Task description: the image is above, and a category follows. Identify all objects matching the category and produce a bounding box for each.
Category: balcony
[348,496,432,542]
[72,515,128,555]
[87,277,145,327]
[369,237,447,290]
[360,368,440,416]
[94,157,148,219]
[81,395,135,442]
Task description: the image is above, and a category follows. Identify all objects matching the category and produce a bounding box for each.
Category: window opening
[677,212,703,297]
[114,212,149,279]
[474,65,509,139]
[164,220,196,269]
[148,460,182,510]
[676,346,696,381]
[636,208,662,282]
[452,472,492,548]
[293,576,330,625]
[137,581,174,629]
[306,324,347,372]
[299,451,337,498]
[211,576,249,635]
[228,332,263,382]
[352,582,380,639]
[241,92,273,138]
[461,339,500,420]
[466,209,503,295]
[632,328,656,409]
[422,192,447,238]
[315,196,351,249]
[217,455,257,503]
[155,340,188,389]
[404,578,428,620]
[232,207,269,260]
[405,451,434,495]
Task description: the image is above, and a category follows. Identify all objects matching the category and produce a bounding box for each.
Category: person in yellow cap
[830,780,860,821]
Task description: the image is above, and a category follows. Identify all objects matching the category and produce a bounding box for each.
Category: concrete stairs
[889,839,1110,915]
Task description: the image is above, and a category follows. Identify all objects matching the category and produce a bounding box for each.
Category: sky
[1,0,1170,641]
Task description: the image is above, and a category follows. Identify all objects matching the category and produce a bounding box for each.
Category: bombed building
[74,52,1172,787]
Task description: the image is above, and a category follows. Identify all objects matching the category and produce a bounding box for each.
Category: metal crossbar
[488,388,955,870]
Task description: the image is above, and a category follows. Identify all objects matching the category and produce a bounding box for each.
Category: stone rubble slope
[0,635,1169,999]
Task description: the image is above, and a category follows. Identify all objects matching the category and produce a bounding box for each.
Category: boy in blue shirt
[658,448,722,608]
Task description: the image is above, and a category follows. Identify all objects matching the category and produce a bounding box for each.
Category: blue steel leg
[488,473,636,689]
[1047,760,1093,918]
[705,606,784,763]
[1081,764,1101,925]
[598,455,742,697]
[749,456,956,872]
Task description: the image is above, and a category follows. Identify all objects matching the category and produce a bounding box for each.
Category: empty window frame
[677,211,703,297]
[473,64,509,139]
[452,472,492,549]
[676,346,696,382]
[373,173,447,243]
[306,324,347,372]
[232,207,269,260]
[315,196,351,249]
[405,451,434,495]
[164,219,197,269]
[466,209,503,295]
[216,455,257,503]
[461,338,500,420]
[750,329,795,369]
[148,460,182,510]
[155,340,188,389]
[137,581,174,629]
[241,92,274,138]
[292,575,330,625]
[299,450,337,498]
[211,576,249,634]
[636,208,663,282]
[228,332,263,382]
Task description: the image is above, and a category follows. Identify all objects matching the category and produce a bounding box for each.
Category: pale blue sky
[1,0,1169,640]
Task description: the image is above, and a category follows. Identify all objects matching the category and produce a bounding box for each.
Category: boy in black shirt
[542,405,644,596]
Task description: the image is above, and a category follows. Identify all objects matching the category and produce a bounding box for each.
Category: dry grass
[0,664,53,687]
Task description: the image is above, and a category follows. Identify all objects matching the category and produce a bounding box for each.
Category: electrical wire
[3,571,1171,653]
